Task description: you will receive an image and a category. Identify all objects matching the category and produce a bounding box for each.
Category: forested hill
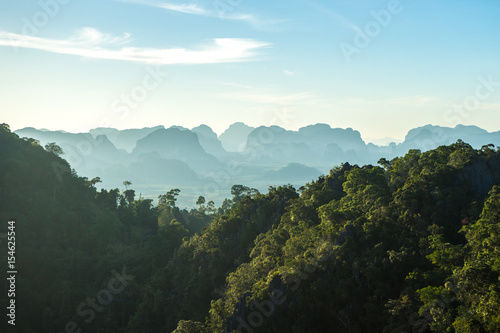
[1,123,500,332]
[0,123,212,333]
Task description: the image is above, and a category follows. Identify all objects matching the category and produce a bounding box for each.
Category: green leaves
[44,142,64,156]
[158,188,181,207]
[426,234,464,273]
[3,127,500,333]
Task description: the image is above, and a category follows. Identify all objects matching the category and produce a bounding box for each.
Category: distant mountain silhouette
[244,124,366,167]
[17,127,97,147]
[15,127,128,172]
[219,122,255,152]
[264,163,322,182]
[90,126,164,152]
[132,127,221,174]
[103,152,200,186]
[15,123,500,207]
[192,124,228,157]
[399,124,500,151]
[366,137,401,146]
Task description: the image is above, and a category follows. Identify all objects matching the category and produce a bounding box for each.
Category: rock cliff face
[460,155,500,198]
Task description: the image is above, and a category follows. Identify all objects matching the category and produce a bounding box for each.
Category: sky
[1,0,499,141]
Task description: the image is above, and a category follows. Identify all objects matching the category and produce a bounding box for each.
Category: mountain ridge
[14,123,500,207]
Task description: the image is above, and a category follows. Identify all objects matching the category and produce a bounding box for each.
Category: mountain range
[15,123,500,207]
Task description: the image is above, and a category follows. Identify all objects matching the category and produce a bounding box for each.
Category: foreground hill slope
[0,124,210,333]
[163,141,500,333]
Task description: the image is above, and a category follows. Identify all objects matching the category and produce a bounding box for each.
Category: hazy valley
[15,123,500,207]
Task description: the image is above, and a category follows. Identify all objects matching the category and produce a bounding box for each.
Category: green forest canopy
[0,123,499,332]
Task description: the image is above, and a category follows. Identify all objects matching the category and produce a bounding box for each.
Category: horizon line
[10,122,497,143]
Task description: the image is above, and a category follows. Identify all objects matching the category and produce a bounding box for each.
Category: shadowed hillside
[3,121,500,332]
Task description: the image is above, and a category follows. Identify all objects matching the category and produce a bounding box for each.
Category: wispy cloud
[157,2,207,15]
[308,1,360,32]
[73,27,131,45]
[224,13,284,31]
[115,0,283,30]
[0,28,270,64]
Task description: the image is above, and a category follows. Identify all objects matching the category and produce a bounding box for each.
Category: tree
[90,177,101,186]
[24,137,40,146]
[196,196,206,207]
[219,198,232,214]
[172,320,207,333]
[0,123,10,133]
[123,180,132,190]
[123,189,135,206]
[450,186,500,331]
[231,185,259,204]
[159,189,181,207]
[207,200,215,214]
[84,177,102,188]
[377,157,391,170]
[44,142,64,156]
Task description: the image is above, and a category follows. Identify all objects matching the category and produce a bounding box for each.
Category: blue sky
[1,0,499,141]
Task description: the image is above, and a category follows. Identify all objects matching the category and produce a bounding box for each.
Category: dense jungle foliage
[1,123,499,332]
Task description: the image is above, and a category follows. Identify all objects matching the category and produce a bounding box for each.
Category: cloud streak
[157,2,207,15]
[308,1,361,32]
[0,28,270,65]
[116,0,283,30]
[284,70,298,76]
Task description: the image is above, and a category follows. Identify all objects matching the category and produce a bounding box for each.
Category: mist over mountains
[15,123,500,207]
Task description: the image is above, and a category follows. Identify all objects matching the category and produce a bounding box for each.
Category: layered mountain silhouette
[219,122,255,152]
[132,127,222,174]
[15,123,500,207]
[90,125,163,152]
[192,124,229,157]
